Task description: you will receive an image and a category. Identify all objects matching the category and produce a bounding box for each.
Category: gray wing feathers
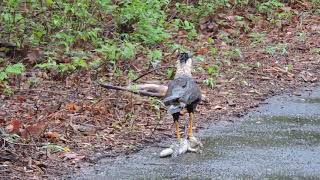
[163,78,187,105]
[164,77,201,114]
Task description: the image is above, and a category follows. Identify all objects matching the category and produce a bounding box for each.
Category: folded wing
[164,77,201,114]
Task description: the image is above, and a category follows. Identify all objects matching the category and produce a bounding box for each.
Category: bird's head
[178,52,191,64]
[175,52,193,77]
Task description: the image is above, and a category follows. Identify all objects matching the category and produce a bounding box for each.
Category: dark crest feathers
[178,53,189,64]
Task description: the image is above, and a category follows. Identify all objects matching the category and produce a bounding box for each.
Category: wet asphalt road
[75,85,320,179]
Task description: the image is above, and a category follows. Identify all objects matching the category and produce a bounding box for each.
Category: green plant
[207,65,220,76]
[168,43,190,53]
[248,32,266,44]
[180,20,195,31]
[3,63,25,77]
[208,37,215,44]
[265,43,287,56]
[121,41,136,60]
[72,57,88,69]
[257,0,284,14]
[311,48,320,55]
[194,55,205,62]
[0,63,25,91]
[166,68,174,79]
[127,70,138,81]
[89,59,102,69]
[315,9,320,16]
[175,2,220,22]
[210,48,218,56]
[115,0,170,45]
[124,112,135,122]
[298,32,307,41]
[36,56,89,74]
[148,97,163,120]
[96,42,120,62]
[218,31,233,44]
[203,77,216,89]
[147,49,163,67]
[172,19,198,40]
[1,131,21,143]
[286,64,293,72]
[42,143,67,153]
[3,86,14,95]
[187,29,198,40]
[269,11,293,27]
[311,0,320,7]
[235,15,244,21]
[222,48,242,59]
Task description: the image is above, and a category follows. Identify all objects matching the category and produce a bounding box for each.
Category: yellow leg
[175,121,181,140]
[188,112,194,137]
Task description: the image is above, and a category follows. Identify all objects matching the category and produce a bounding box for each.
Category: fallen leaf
[16,96,26,103]
[197,47,209,55]
[44,131,60,140]
[299,71,314,82]
[177,30,185,36]
[69,123,97,135]
[20,122,47,139]
[6,119,22,133]
[65,103,81,112]
[59,152,85,163]
[0,119,5,126]
[311,25,320,31]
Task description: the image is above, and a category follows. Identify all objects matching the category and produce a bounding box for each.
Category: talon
[188,136,203,149]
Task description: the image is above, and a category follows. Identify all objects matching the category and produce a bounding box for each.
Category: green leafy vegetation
[0,0,319,94]
[0,63,25,81]
[42,143,68,153]
[257,0,284,14]
[148,49,163,67]
[0,63,25,95]
[203,77,216,89]
[311,48,320,55]
[248,32,267,44]
[265,43,288,56]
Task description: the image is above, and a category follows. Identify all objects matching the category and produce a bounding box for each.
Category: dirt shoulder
[1,5,320,179]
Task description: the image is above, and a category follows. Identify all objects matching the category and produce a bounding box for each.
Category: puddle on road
[294,97,320,104]
[265,115,320,125]
[198,115,320,155]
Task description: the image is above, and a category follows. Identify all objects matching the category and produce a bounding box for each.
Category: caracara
[161,52,202,157]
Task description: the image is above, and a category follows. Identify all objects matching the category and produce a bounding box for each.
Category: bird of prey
[161,52,202,157]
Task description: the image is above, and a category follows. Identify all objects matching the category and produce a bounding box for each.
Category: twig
[15,88,69,95]
[131,65,174,83]
[1,137,38,146]
[99,83,166,97]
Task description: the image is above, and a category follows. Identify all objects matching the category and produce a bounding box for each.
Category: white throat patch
[175,58,192,78]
